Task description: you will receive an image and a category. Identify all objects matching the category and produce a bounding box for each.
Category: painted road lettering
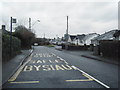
[23,65,33,71]
[37,60,42,63]
[42,65,51,71]
[30,60,60,64]
[33,65,41,71]
[33,53,54,57]
[55,65,65,70]
[23,64,74,71]
[50,65,55,70]
[61,64,72,70]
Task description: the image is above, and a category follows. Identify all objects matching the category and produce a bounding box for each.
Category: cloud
[1,1,118,38]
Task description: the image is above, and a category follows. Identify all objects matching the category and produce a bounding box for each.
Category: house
[65,33,98,45]
[49,38,57,44]
[73,34,86,45]
[82,33,99,45]
[113,30,120,40]
[1,25,10,34]
[91,30,118,46]
[67,35,77,44]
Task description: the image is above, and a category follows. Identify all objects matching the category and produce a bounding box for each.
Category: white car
[34,43,38,46]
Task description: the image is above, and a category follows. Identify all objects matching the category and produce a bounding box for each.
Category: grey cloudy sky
[0,0,119,38]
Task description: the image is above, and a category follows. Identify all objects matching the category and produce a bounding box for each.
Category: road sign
[12,18,16,23]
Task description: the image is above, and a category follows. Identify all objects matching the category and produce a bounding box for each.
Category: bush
[13,25,35,49]
[2,34,21,61]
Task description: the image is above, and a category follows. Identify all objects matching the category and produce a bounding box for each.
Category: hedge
[62,44,89,50]
[2,34,21,61]
[99,40,120,59]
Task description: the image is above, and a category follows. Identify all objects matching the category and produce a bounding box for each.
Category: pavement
[55,45,118,65]
[2,49,33,86]
[0,30,2,89]
[81,53,118,65]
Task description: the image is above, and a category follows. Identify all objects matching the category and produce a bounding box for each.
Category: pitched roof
[92,30,118,40]
[76,34,86,40]
[113,30,120,37]
[83,33,99,41]
[2,29,10,34]
[70,35,76,41]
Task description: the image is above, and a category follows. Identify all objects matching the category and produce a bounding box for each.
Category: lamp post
[32,20,40,27]
[29,18,40,31]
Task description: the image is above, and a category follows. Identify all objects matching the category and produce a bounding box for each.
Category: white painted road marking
[8,52,110,88]
[57,56,68,64]
[71,66,110,88]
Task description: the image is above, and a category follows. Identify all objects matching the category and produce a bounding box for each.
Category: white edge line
[71,66,110,88]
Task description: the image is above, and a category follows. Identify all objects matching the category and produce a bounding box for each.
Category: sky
[0,0,119,38]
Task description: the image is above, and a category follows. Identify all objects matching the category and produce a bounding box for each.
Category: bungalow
[65,33,99,45]
[73,34,86,45]
[82,33,99,45]
[91,29,118,46]
[67,35,76,44]
[113,30,120,40]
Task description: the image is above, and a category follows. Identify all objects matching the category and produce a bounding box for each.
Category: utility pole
[10,17,12,57]
[29,18,31,31]
[43,33,45,45]
[44,33,45,39]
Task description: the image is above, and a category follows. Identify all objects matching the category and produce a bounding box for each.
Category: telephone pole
[29,18,31,31]
[10,17,12,57]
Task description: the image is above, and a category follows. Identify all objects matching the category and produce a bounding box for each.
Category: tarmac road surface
[3,46,118,88]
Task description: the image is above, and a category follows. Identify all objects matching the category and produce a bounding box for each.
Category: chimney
[2,25,6,30]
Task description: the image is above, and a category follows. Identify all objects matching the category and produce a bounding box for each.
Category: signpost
[10,17,16,57]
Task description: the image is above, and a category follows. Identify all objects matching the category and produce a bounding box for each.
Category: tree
[13,25,35,49]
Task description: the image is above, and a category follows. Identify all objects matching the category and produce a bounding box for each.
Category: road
[3,46,118,88]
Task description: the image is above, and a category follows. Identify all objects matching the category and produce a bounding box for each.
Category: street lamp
[32,20,40,27]
[29,18,40,31]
